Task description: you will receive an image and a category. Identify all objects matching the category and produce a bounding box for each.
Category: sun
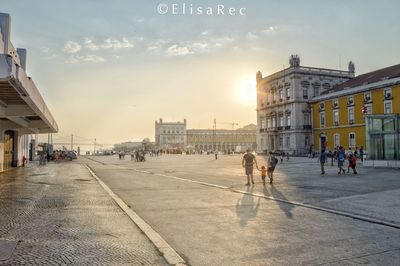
[235,77,257,105]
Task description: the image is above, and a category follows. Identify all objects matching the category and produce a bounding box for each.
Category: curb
[84,164,187,266]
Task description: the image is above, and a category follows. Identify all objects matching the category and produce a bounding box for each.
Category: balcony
[277,126,283,130]
[285,126,291,130]
[259,128,266,133]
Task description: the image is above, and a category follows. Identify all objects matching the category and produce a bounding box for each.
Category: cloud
[166,44,192,56]
[63,41,81,54]
[82,37,134,51]
[246,32,259,40]
[84,38,100,51]
[147,39,167,54]
[262,26,277,35]
[66,54,105,63]
[191,42,209,53]
[101,38,134,49]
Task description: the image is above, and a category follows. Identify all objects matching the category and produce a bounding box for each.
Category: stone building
[155,118,187,150]
[186,124,257,153]
[256,55,354,155]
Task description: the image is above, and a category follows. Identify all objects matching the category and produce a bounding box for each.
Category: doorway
[4,130,16,170]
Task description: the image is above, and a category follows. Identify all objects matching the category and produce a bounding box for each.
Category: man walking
[319,149,327,175]
[242,149,258,186]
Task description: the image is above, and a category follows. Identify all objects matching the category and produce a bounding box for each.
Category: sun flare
[235,77,257,105]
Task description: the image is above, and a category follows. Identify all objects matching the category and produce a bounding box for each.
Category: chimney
[0,13,11,54]
[17,48,27,70]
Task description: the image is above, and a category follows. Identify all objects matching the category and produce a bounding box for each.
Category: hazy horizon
[2,0,400,148]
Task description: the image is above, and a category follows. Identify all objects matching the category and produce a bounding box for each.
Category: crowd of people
[319,146,364,175]
[240,145,365,186]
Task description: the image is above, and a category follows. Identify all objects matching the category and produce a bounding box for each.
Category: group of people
[242,149,278,186]
[118,150,146,162]
[319,146,363,175]
[241,144,364,185]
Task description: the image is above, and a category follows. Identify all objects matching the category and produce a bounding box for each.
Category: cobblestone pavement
[0,161,168,266]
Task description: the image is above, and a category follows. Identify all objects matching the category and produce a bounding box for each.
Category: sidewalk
[0,160,167,265]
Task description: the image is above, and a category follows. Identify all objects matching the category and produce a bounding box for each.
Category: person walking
[319,149,327,175]
[348,151,358,174]
[242,149,258,186]
[359,146,364,162]
[267,152,278,184]
[259,166,267,186]
[337,146,346,175]
[280,152,284,164]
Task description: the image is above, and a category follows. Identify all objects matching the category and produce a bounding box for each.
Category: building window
[279,135,283,148]
[305,136,310,146]
[365,104,372,114]
[364,92,372,103]
[348,107,354,124]
[384,101,392,114]
[349,133,356,148]
[303,89,308,99]
[320,112,325,128]
[384,88,392,99]
[304,113,311,125]
[272,117,276,127]
[347,96,354,106]
[279,90,284,100]
[260,118,266,129]
[319,102,325,110]
[286,88,290,99]
[333,99,339,108]
[334,133,340,147]
[333,110,339,126]
[286,135,290,148]
[267,118,271,128]
[286,115,291,127]
[279,116,284,127]
[314,87,319,97]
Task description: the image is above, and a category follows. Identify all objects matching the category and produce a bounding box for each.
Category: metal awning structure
[0,55,58,134]
[0,13,58,134]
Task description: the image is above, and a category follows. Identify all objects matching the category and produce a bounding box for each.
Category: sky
[2,0,400,148]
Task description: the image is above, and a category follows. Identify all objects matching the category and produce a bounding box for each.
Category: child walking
[348,151,358,174]
[259,166,267,186]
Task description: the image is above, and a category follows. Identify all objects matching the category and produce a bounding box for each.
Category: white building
[256,55,354,155]
[0,13,58,171]
[155,118,187,150]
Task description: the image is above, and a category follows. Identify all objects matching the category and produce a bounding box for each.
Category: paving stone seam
[133,170,400,230]
[84,164,187,266]
[311,247,400,266]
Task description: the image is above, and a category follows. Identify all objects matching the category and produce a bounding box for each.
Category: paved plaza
[1,154,400,265]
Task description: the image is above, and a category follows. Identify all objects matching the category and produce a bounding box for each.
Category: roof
[321,64,400,95]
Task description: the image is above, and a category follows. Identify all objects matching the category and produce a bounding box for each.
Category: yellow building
[311,64,400,152]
